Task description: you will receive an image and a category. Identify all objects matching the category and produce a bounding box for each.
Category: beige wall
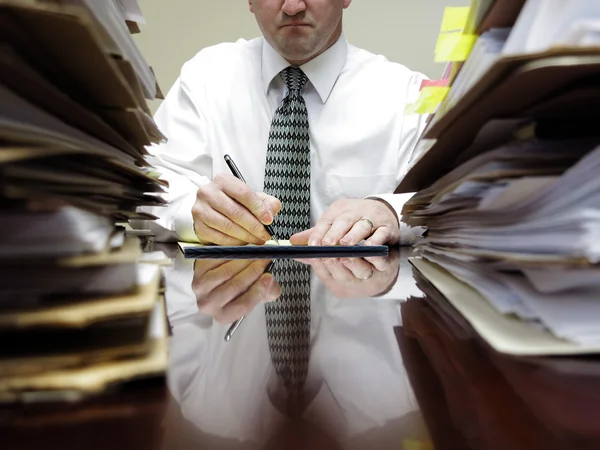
[134,0,468,112]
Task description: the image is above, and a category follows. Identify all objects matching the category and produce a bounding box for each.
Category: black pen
[224,261,275,342]
[223,154,279,244]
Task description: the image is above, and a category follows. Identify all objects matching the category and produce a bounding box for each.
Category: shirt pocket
[325,172,397,202]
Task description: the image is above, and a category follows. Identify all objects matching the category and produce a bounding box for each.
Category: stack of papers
[0,0,168,406]
[400,0,600,354]
[397,2,600,448]
[399,0,600,193]
[404,137,600,348]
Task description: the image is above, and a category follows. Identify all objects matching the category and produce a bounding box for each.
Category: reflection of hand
[193,173,282,245]
[192,259,281,323]
[290,199,399,247]
[299,248,400,298]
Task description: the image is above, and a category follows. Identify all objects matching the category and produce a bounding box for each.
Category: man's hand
[290,199,399,247]
[192,259,281,324]
[193,173,282,246]
[298,248,400,298]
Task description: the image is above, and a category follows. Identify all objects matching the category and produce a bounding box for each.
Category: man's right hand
[192,173,282,245]
[192,259,281,324]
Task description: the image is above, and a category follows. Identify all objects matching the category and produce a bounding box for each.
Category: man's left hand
[290,199,400,246]
[296,248,401,298]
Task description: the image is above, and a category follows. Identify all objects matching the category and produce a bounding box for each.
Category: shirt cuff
[366,193,425,246]
[174,192,200,243]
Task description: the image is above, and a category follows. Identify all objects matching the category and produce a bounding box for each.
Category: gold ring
[360,218,374,231]
[360,267,374,280]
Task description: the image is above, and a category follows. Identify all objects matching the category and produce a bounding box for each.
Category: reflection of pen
[225,261,275,342]
[223,154,279,244]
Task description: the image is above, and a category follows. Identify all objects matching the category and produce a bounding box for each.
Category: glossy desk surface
[160,245,428,450]
[3,244,598,450]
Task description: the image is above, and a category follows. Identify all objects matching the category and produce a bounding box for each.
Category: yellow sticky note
[435,33,477,62]
[440,6,470,32]
[405,86,450,115]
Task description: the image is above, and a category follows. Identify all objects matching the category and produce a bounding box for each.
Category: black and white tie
[263,67,311,403]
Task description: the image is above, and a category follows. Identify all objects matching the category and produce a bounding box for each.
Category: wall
[134,0,468,112]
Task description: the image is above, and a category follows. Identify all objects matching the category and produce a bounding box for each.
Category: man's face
[249,0,351,65]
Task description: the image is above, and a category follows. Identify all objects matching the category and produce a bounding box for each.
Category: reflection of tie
[263,67,311,406]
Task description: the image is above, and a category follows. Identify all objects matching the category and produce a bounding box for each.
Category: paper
[435,33,477,62]
[0,43,141,157]
[411,258,600,355]
[476,176,557,210]
[71,0,156,98]
[115,0,146,24]
[440,6,471,32]
[0,82,134,164]
[404,134,600,348]
[420,251,600,344]
[435,28,510,116]
[178,240,292,253]
[0,0,167,406]
[0,206,114,259]
[0,264,160,328]
[503,0,600,55]
[405,86,450,114]
[0,325,166,400]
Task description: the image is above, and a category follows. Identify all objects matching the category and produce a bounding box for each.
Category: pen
[223,154,279,244]
[224,261,275,342]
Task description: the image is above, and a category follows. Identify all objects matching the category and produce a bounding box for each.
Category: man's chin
[278,44,321,65]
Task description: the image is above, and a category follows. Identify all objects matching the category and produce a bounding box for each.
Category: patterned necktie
[263,67,311,407]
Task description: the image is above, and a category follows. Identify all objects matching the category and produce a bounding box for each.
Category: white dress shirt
[163,249,427,449]
[143,35,428,244]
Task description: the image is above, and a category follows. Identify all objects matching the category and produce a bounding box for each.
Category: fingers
[340,258,375,280]
[322,258,357,283]
[306,215,334,246]
[290,228,313,245]
[339,219,374,246]
[196,259,280,324]
[195,202,268,245]
[214,174,278,225]
[364,255,394,272]
[320,213,359,246]
[364,227,395,246]
[193,218,251,246]
[208,190,272,243]
[218,273,281,324]
[309,259,334,282]
[306,199,401,248]
[192,259,228,281]
[192,259,257,300]
[256,192,282,217]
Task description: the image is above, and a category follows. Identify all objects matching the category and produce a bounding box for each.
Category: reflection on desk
[160,246,428,449]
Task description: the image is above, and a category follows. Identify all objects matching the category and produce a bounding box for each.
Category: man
[144,0,427,247]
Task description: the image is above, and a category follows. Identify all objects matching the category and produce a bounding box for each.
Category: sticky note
[405,86,450,115]
[435,33,477,62]
[440,6,470,32]
[420,79,450,90]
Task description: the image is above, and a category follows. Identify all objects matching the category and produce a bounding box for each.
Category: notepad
[177,241,389,259]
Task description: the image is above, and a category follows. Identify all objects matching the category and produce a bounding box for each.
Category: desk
[3,245,597,449]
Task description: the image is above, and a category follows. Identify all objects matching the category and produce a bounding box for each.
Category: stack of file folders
[396,0,600,448]
[0,0,168,446]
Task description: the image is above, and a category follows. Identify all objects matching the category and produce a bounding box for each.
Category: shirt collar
[261,34,348,104]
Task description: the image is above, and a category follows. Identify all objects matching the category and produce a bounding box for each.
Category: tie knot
[281,67,308,93]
